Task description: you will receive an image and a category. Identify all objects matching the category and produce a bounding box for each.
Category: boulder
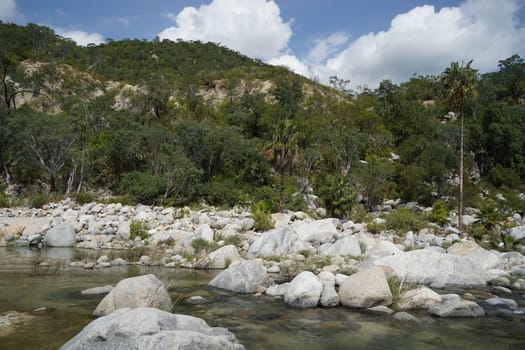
[338,266,393,308]
[319,236,361,257]
[247,226,310,258]
[397,287,442,310]
[284,271,322,309]
[510,225,525,241]
[447,241,501,269]
[60,307,244,350]
[196,245,240,269]
[293,218,339,243]
[45,224,76,247]
[365,240,403,260]
[81,285,113,295]
[93,274,172,317]
[373,250,490,287]
[271,213,291,228]
[429,294,485,317]
[484,297,518,310]
[266,283,289,297]
[393,311,419,322]
[318,271,339,307]
[195,224,214,242]
[208,260,269,293]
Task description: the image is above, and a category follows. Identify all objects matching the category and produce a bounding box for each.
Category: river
[1,247,524,349]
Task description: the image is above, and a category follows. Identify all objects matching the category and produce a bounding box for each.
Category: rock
[185,296,209,305]
[140,255,151,265]
[374,250,490,287]
[365,240,403,260]
[335,273,349,286]
[397,287,442,310]
[81,285,113,295]
[266,283,289,297]
[45,224,76,247]
[510,225,525,241]
[271,213,291,228]
[490,276,511,287]
[484,297,518,310]
[208,260,270,293]
[338,266,393,308]
[116,221,131,240]
[0,311,34,337]
[196,245,240,269]
[195,224,214,242]
[511,265,525,277]
[60,307,244,350]
[293,218,339,243]
[429,294,485,317]
[0,233,5,247]
[284,271,322,309]
[247,226,310,258]
[111,258,127,266]
[93,274,172,317]
[319,236,361,257]
[368,305,394,314]
[1,224,25,237]
[394,312,419,322]
[447,241,501,269]
[318,271,339,307]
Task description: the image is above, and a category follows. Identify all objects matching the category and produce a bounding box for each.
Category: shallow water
[1,247,524,350]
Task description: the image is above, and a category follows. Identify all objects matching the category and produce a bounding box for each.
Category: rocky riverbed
[1,199,525,348]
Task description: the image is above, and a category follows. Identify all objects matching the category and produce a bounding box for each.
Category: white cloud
[306,32,349,64]
[0,0,22,22]
[268,54,311,77]
[56,29,104,46]
[308,0,525,88]
[158,0,292,60]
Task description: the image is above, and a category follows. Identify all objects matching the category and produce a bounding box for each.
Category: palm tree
[265,119,298,213]
[441,60,478,228]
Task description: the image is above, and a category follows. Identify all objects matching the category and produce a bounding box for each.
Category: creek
[1,247,524,350]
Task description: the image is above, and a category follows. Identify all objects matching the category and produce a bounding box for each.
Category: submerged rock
[60,307,244,350]
[93,274,172,316]
[429,294,485,317]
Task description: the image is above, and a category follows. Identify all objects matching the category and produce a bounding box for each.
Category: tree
[440,60,478,228]
[265,119,298,213]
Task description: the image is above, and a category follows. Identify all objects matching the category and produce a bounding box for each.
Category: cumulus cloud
[306,32,349,64]
[268,54,311,77]
[308,0,525,88]
[0,0,22,22]
[55,29,104,46]
[158,0,292,60]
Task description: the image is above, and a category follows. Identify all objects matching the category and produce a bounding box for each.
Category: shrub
[28,193,62,208]
[224,235,242,247]
[0,193,11,208]
[118,171,164,205]
[200,178,245,207]
[385,208,427,233]
[73,192,94,205]
[251,200,274,231]
[129,220,149,240]
[316,174,356,218]
[430,199,449,225]
[191,238,218,254]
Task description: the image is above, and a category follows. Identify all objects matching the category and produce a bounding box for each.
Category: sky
[1,0,524,89]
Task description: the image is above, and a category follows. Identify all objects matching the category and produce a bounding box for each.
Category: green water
[1,247,524,350]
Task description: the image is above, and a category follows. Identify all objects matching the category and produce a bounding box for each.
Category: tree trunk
[279,170,285,213]
[459,112,464,229]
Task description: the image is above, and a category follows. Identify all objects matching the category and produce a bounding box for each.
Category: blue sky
[2,0,524,88]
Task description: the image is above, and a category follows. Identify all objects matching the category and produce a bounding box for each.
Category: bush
[191,238,218,254]
[28,193,62,208]
[73,192,94,205]
[316,174,356,218]
[118,171,164,205]
[385,208,427,233]
[200,178,245,207]
[251,200,274,231]
[129,220,149,240]
[430,199,449,225]
[0,193,11,208]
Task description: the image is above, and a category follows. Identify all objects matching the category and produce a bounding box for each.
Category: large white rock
[60,307,244,350]
[365,240,403,260]
[284,271,322,308]
[266,283,289,297]
[397,287,442,310]
[93,274,172,316]
[247,226,310,258]
[195,224,214,242]
[196,245,240,269]
[318,271,339,307]
[292,218,339,243]
[45,224,76,247]
[447,241,501,269]
[319,236,361,257]
[510,225,525,241]
[208,260,269,293]
[338,266,393,308]
[429,294,485,317]
[374,250,490,287]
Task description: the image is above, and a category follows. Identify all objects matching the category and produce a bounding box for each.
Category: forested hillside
[1,22,524,218]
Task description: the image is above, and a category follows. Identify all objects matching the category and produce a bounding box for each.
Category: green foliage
[191,238,218,254]
[385,208,427,233]
[317,174,356,218]
[431,199,449,225]
[387,276,403,302]
[0,193,12,208]
[474,200,503,232]
[251,200,274,232]
[299,249,311,259]
[129,220,149,240]
[118,171,164,205]
[223,235,242,247]
[73,192,94,205]
[28,193,61,209]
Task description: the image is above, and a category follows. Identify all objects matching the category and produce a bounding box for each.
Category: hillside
[1,22,525,226]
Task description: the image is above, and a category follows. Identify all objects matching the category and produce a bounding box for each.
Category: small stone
[83,262,96,269]
[394,311,419,322]
[368,305,394,314]
[70,261,85,268]
[32,307,47,312]
[38,261,51,267]
[139,255,151,265]
[494,286,512,294]
[111,258,127,266]
[81,285,113,295]
[485,297,518,310]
